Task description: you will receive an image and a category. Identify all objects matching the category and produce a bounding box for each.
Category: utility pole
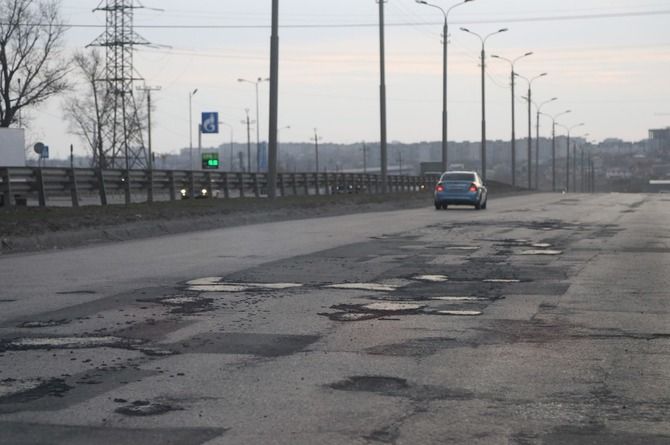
[364,143,368,174]
[137,85,161,171]
[70,144,74,169]
[311,128,323,173]
[581,146,585,193]
[268,0,279,198]
[398,150,403,175]
[242,109,256,173]
[572,142,578,193]
[552,121,556,192]
[378,0,388,192]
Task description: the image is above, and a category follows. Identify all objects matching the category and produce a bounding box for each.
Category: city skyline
[19,0,670,160]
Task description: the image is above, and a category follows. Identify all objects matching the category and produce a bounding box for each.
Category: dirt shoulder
[0,192,435,255]
[0,185,526,255]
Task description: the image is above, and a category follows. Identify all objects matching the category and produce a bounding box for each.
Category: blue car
[434,171,488,210]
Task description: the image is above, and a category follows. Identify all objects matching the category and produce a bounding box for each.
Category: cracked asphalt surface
[1,193,669,444]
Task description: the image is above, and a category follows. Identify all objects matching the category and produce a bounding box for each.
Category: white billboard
[0,128,26,167]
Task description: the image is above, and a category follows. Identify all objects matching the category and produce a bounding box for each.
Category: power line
[5,9,670,30]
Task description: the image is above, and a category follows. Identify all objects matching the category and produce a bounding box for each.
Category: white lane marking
[161,296,203,305]
[531,243,553,248]
[483,279,521,283]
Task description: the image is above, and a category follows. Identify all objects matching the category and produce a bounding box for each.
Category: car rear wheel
[434,202,441,210]
[475,201,481,210]
[482,200,487,210]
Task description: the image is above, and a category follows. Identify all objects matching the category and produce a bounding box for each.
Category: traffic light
[202,152,220,170]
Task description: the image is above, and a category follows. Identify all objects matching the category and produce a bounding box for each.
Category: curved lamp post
[491,52,533,187]
[556,122,585,192]
[416,0,475,172]
[515,72,547,190]
[541,109,571,192]
[461,27,508,181]
[238,77,270,172]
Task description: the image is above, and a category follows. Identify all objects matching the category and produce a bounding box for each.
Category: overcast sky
[26,0,670,159]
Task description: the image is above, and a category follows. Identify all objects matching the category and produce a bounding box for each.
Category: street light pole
[268,0,279,197]
[188,88,198,171]
[238,77,269,172]
[491,52,533,187]
[541,109,571,192]
[378,0,388,192]
[415,0,474,173]
[312,128,323,173]
[461,27,508,182]
[532,97,557,189]
[241,109,256,173]
[515,73,547,190]
[556,122,584,193]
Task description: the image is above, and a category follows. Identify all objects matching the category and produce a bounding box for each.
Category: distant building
[649,127,670,153]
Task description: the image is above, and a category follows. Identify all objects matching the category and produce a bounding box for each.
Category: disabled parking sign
[201,112,219,134]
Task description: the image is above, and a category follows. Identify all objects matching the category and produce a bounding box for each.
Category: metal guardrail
[0,167,437,208]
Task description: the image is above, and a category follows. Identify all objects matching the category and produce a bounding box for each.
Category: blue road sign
[201,112,219,134]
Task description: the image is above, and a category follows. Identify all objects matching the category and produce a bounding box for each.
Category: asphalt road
[1,193,669,444]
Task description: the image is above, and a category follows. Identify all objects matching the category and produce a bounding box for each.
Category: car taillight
[468,183,478,193]
[435,184,445,192]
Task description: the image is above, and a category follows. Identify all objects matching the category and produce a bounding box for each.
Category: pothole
[325,283,398,292]
[412,275,449,283]
[156,295,214,314]
[322,312,380,322]
[114,400,182,417]
[0,336,145,352]
[429,297,487,302]
[18,319,71,328]
[0,378,72,403]
[187,284,249,293]
[433,310,483,316]
[330,376,409,393]
[185,280,303,293]
[361,302,425,312]
[519,250,563,256]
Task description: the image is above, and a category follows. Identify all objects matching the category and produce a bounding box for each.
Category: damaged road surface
[1,193,670,444]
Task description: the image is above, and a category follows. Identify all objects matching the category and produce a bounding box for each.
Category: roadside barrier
[0,167,436,208]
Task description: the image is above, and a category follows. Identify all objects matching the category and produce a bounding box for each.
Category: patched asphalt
[0,193,669,444]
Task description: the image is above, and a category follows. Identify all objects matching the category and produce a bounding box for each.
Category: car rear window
[442,173,475,182]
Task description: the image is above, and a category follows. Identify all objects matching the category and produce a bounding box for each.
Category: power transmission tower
[88,0,153,170]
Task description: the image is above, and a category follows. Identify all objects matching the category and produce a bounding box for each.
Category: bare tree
[0,0,70,127]
[63,50,113,168]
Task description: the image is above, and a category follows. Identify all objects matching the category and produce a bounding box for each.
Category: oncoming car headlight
[201,188,208,196]
[180,188,187,197]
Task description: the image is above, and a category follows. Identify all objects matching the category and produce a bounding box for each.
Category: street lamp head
[237,78,245,82]
[524,51,534,57]
[460,27,470,32]
[498,28,509,33]
[415,0,427,4]
[192,88,198,95]
[464,0,474,3]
